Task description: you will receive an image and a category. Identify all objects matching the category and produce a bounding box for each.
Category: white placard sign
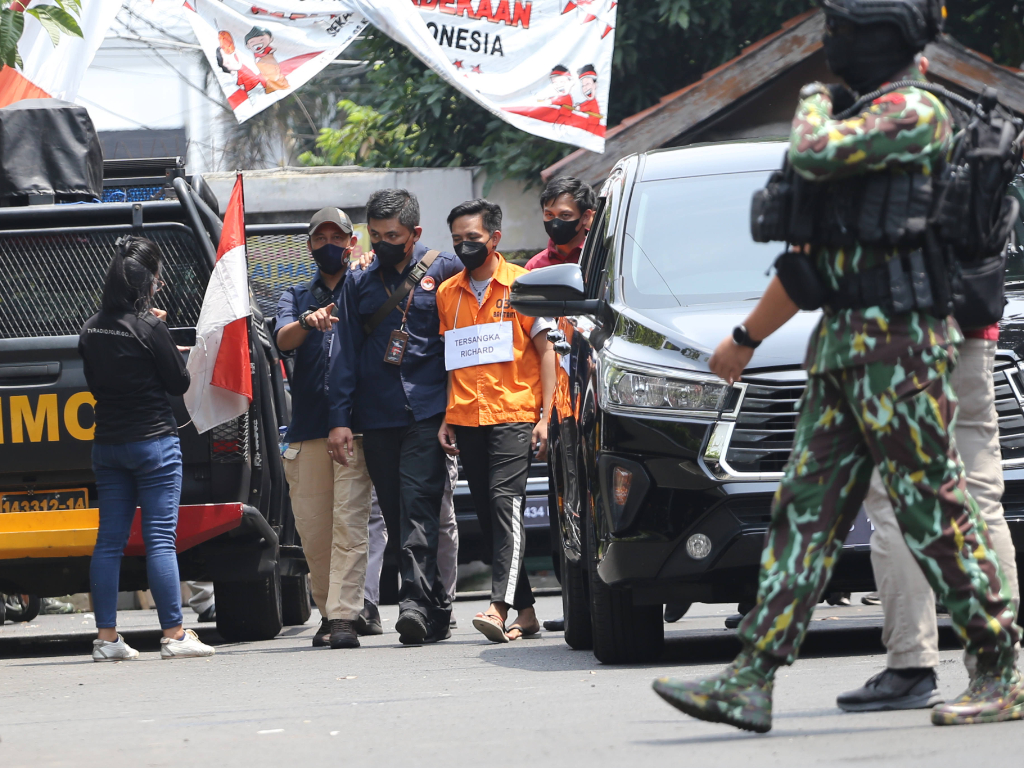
[444,321,515,371]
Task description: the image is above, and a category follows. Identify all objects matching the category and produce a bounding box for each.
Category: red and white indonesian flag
[0,0,122,108]
[186,0,615,152]
[184,174,253,434]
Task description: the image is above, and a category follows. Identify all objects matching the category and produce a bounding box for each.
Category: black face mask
[544,217,582,246]
[822,21,915,94]
[311,243,348,274]
[455,240,490,271]
[373,238,410,269]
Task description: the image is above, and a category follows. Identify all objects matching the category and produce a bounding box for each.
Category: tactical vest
[751,82,1023,326]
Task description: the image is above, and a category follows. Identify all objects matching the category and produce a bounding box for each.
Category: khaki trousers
[283,437,372,621]
[864,337,1020,668]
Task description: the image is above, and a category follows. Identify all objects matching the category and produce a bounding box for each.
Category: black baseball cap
[308,206,354,237]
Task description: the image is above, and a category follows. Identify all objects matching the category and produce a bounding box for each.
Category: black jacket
[78,310,190,444]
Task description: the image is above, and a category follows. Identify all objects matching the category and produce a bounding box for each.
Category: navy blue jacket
[276,273,345,443]
[329,242,462,431]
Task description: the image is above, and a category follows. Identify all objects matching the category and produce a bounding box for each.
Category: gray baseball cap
[308,206,354,237]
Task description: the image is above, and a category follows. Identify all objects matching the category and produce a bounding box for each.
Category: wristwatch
[732,324,761,349]
[299,310,315,331]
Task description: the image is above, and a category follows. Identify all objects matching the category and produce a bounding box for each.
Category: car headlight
[602,362,731,414]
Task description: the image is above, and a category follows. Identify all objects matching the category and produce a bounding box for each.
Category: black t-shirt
[78,310,191,444]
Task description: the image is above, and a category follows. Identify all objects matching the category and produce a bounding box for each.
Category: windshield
[621,172,779,308]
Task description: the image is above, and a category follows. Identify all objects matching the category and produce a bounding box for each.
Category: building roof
[544,10,1024,187]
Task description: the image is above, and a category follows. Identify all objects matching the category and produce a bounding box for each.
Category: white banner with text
[185,0,616,151]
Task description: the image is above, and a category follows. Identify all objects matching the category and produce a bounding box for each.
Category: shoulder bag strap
[362,250,440,336]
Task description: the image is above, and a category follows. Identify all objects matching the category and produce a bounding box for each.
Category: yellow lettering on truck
[63,391,97,441]
[10,394,59,443]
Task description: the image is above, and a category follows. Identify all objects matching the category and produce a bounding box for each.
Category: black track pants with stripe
[455,422,535,611]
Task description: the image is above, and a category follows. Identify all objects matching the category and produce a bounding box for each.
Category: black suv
[512,140,1024,664]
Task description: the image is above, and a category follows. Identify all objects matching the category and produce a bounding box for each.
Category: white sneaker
[92,634,140,662]
[160,628,216,659]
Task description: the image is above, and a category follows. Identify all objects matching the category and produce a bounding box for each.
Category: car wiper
[625,235,681,307]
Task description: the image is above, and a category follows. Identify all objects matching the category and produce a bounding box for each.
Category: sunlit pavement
[1,594,1017,767]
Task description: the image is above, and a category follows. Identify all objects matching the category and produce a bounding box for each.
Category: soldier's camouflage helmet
[818,0,945,50]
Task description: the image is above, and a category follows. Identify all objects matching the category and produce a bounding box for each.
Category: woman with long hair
[79,236,215,660]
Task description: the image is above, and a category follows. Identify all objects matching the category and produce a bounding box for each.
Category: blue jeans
[90,435,183,630]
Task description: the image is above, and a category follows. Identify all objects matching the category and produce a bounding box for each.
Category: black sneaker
[312,618,331,648]
[355,600,383,636]
[664,601,691,624]
[329,619,360,649]
[725,601,754,630]
[395,609,430,645]
[836,668,943,712]
[543,617,565,632]
[197,605,216,623]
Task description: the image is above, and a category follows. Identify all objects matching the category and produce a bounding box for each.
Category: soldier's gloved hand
[826,83,857,115]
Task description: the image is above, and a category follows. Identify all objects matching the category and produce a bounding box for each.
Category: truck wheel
[281,575,312,626]
[215,570,284,642]
[4,594,41,622]
[586,513,663,664]
[562,548,593,650]
[379,564,400,606]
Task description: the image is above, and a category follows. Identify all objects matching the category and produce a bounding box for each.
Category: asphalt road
[1,594,1020,767]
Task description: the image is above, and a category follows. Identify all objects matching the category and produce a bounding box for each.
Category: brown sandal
[472,612,509,643]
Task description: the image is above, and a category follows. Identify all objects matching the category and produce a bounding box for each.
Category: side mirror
[511,263,603,317]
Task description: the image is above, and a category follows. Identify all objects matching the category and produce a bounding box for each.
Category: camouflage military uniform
[739,68,1020,671]
[656,69,1022,731]
[741,70,1019,671]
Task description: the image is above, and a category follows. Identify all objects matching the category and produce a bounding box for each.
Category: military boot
[652,647,779,733]
[931,656,1024,726]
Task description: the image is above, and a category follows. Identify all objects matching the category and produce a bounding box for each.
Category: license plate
[1,488,89,514]
[523,496,549,530]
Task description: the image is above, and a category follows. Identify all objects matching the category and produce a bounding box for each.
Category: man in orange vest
[436,199,557,642]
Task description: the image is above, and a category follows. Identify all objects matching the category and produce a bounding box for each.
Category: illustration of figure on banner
[245,26,291,93]
[216,30,267,104]
[574,63,603,131]
[504,61,606,137]
[549,64,575,125]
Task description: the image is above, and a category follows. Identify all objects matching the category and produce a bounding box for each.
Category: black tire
[561,547,593,650]
[0,595,6,625]
[379,564,400,606]
[586,511,663,664]
[4,594,41,622]
[281,575,312,626]
[215,569,284,642]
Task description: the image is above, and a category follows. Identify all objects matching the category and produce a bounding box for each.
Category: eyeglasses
[153,277,166,294]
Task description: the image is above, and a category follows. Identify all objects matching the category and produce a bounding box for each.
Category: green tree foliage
[296,0,1020,183]
[944,0,1024,68]
[0,0,82,71]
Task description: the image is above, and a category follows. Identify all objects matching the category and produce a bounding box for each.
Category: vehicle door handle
[0,362,61,386]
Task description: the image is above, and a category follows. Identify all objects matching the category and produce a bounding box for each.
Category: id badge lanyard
[381,274,415,366]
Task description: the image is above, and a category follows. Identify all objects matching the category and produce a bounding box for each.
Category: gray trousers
[186,581,215,614]
[864,337,1020,669]
[364,454,459,604]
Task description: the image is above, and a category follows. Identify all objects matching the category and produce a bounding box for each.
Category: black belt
[825,249,934,315]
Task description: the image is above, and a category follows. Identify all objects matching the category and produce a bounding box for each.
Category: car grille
[721,358,1024,476]
[723,374,803,475]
